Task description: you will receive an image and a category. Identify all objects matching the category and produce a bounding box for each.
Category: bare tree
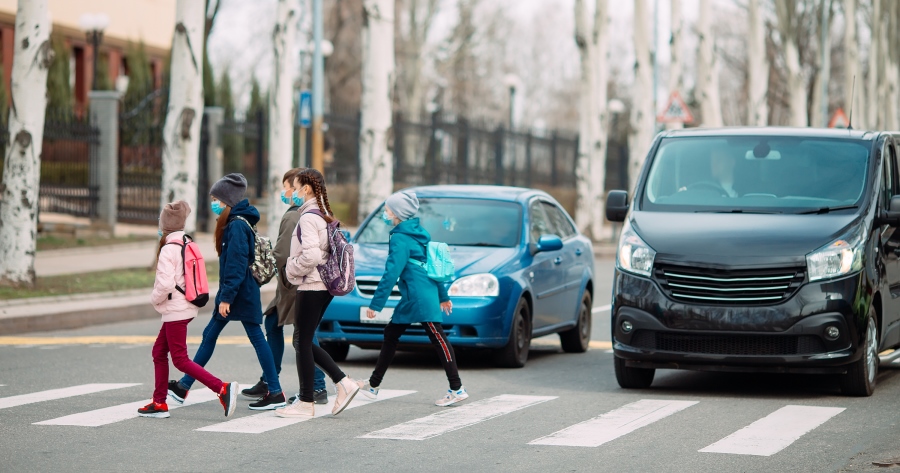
[885,1,899,130]
[775,0,809,127]
[747,0,769,126]
[0,0,52,286]
[395,0,439,123]
[666,0,684,131]
[697,0,723,127]
[865,0,880,129]
[843,0,863,127]
[629,0,654,193]
[810,0,834,128]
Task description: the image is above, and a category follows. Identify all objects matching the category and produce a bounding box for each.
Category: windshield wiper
[457,242,505,247]
[694,209,782,214]
[796,205,859,215]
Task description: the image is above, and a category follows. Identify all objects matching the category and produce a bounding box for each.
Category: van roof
[660,127,877,140]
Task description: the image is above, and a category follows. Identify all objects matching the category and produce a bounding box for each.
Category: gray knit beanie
[210,173,247,208]
[385,191,419,221]
[160,200,191,233]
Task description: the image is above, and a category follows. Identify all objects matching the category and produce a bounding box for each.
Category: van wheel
[839,310,878,397]
[494,298,532,368]
[560,291,592,353]
[321,342,350,362]
[614,356,655,389]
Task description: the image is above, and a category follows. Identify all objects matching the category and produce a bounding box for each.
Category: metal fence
[118,90,165,223]
[221,110,266,198]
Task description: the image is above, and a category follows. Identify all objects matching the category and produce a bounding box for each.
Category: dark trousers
[293,291,345,403]
[152,319,223,404]
[369,321,462,391]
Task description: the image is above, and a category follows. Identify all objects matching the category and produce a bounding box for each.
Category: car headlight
[616,220,656,277]
[449,273,500,297]
[806,227,866,282]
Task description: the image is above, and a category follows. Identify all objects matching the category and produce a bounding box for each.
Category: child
[139,200,238,418]
[360,191,468,407]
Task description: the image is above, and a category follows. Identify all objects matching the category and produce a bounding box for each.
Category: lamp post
[79,13,110,91]
[300,39,332,169]
[503,74,521,129]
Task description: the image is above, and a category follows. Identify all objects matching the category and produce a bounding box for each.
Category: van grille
[355,277,401,300]
[654,264,806,306]
[631,331,826,356]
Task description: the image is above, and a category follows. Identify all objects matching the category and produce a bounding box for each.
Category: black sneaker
[248,392,287,410]
[314,389,328,405]
[241,378,268,399]
[167,380,188,404]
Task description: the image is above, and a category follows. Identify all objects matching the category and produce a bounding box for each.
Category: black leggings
[293,290,345,403]
[369,321,462,391]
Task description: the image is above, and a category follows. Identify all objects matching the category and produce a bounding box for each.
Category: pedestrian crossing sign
[657,91,694,124]
[828,108,849,128]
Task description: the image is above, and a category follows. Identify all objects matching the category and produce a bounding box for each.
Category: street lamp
[503,74,521,129]
[79,13,110,91]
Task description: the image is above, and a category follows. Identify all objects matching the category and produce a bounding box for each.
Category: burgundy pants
[152,319,223,404]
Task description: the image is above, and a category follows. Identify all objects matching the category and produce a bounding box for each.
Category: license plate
[360,307,394,324]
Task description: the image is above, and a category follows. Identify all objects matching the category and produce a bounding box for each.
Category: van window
[882,142,896,207]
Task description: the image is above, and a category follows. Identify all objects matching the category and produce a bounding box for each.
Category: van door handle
[554,257,563,265]
[575,248,583,256]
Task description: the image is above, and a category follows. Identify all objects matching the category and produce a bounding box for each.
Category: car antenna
[847,75,855,131]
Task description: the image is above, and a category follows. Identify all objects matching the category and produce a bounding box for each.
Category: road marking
[360,394,556,441]
[198,390,416,434]
[699,405,845,456]
[529,399,698,447]
[0,336,268,346]
[592,304,612,314]
[531,339,612,350]
[34,387,220,427]
[0,383,140,410]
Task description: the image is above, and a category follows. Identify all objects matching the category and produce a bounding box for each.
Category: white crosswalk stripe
[0,383,140,410]
[699,405,845,456]
[197,390,416,434]
[360,394,557,441]
[530,399,698,447]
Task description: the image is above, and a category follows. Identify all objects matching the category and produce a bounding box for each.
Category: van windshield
[641,136,872,213]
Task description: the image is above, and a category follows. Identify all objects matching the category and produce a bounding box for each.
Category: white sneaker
[333,376,360,415]
[275,400,314,418]
[435,386,469,407]
[357,379,379,400]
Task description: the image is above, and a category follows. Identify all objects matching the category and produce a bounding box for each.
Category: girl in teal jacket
[361,191,469,407]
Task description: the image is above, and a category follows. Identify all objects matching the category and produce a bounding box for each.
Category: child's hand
[218,302,231,317]
[440,301,452,315]
[366,308,378,319]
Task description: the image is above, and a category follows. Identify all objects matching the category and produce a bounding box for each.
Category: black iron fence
[118,90,165,223]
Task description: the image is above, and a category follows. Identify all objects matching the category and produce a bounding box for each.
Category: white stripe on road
[591,304,612,314]
[34,387,220,427]
[529,399,698,447]
[699,405,845,456]
[360,394,557,441]
[198,389,416,434]
[0,383,139,410]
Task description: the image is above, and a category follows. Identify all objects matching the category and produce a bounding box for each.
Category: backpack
[164,234,210,307]
[233,216,278,286]
[296,209,356,296]
[409,241,455,282]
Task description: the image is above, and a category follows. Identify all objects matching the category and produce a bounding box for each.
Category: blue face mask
[211,201,224,216]
[292,191,304,207]
[280,190,291,205]
[382,211,394,226]
[158,229,163,237]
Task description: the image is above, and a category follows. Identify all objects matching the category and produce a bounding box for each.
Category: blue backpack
[410,242,455,282]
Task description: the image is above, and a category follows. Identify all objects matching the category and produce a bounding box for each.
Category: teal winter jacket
[369,218,449,324]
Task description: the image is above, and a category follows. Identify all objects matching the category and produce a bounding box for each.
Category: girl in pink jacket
[138,200,239,419]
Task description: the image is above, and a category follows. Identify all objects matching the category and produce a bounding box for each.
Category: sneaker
[275,400,314,418]
[357,379,379,400]
[248,392,287,410]
[241,378,268,399]
[218,382,239,417]
[435,386,469,407]
[138,402,170,418]
[167,380,188,404]
[289,389,328,405]
[332,376,360,415]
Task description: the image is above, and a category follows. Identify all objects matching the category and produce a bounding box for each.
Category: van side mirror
[340,229,351,241]
[535,235,564,253]
[877,196,900,227]
[606,190,629,222]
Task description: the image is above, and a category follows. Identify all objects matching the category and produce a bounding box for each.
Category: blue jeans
[264,311,325,391]
[180,316,283,395]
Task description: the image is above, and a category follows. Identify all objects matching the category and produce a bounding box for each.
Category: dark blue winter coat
[214,199,262,324]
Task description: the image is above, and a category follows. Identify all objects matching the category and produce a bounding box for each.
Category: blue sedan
[317,185,595,367]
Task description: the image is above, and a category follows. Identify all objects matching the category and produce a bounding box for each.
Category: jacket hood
[391,218,430,247]
[164,230,186,243]
[229,199,260,225]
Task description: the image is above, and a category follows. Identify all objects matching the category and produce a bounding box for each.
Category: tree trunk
[747,0,768,126]
[0,0,52,287]
[696,0,722,127]
[358,0,395,221]
[666,0,683,131]
[267,0,299,241]
[588,0,609,240]
[574,0,593,234]
[161,0,204,233]
[866,0,880,129]
[843,0,860,127]
[629,0,655,193]
[775,1,808,127]
[886,1,900,131]
[811,0,833,128]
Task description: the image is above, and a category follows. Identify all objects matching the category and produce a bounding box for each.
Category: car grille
[654,264,806,306]
[355,277,401,299]
[339,322,455,336]
[631,330,827,356]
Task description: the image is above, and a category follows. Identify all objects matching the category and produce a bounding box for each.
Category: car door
[882,139,900,347]
[526,199,568,331]
[540,201,584,325]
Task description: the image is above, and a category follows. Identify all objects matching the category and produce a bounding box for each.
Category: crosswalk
[0,382,847,457]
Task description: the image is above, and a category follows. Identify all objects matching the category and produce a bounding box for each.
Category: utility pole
[311,0,324,172]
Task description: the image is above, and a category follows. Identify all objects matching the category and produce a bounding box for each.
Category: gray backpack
[233,216,277,286]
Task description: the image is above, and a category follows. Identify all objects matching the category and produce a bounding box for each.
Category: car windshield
[356,198,522,247]
[641,136,872,213]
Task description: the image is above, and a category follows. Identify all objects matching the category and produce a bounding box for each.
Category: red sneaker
[137,402,170,418]
[218,382,239,417]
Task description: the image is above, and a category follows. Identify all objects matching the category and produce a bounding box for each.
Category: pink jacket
[151,231,200,322]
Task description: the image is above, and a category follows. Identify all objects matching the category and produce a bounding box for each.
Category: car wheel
[494,298,532,368]
[839,309,878,397]
[321,342,350,362]
[560,291,592,353]
[614,355,655,389]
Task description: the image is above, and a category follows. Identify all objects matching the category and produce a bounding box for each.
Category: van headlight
[449,274,500,297]
[617,220,656,277]
[806,227,866,282]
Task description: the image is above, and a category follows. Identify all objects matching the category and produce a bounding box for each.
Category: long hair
[213,204,233,256]
[294,168,335,223]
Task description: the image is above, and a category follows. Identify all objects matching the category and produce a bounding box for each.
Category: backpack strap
[296,208,326,244]
[162,239,188,296]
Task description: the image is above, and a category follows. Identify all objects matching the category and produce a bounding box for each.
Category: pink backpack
[165,234,210,307]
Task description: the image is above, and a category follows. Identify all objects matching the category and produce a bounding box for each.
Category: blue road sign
[298,90,312,128]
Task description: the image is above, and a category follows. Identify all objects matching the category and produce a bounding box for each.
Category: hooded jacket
[285,199,330,291]
[151,231,200,322]
[214,199,263,323]
[264,204,301,326]
[369,218,450,324]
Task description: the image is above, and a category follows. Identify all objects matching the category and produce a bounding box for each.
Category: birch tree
[161,0,204,233]
[885,1,899,131]
[747,0,768,126]
[0,0,52,286]
[397,0,439,168]
[843,0,863,128]
[628,0,655,193]
[866,0,880,129]
[810,0,834,128]
[267,0,299,241]
[666,0,684,131]
[696,0,722,127]
[775,1,808,127]
[358,0,395,221]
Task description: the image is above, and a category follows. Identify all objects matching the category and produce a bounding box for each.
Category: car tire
[321,342,350,362]
[614,355,655,389]
[494,298,532,368]
[839,309,878,397]
[560,291,592,353]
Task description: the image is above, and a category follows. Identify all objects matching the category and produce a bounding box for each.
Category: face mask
[158,229,164,237]
[382,211,394,226]
[280,190,291,205]
[211,201,224,216]
[292,191,304,207]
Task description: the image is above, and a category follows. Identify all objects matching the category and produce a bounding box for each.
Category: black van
[606,127,900,396]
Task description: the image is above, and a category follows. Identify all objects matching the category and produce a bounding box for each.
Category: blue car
[317,185,595,368]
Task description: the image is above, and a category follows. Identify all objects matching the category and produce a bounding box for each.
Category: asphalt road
[3,257,900,472]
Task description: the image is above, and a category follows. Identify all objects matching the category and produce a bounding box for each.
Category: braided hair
[295,168,335,223]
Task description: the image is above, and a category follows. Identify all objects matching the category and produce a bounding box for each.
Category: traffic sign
[657,91,694,124]
[298,90,312,128]
[828,108,849,128]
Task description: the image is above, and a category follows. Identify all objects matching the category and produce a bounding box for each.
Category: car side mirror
[340,229,351,241]
[876,196,900,227]
[535,235,563,253]
[606,190,629,222]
